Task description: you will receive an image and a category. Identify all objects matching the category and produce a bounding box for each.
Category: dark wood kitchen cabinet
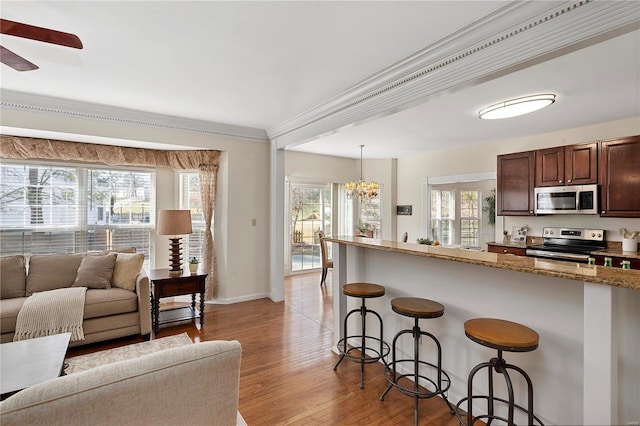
[591,254,640,270]
[599,135,640,217]
[487,243,527,256]
[497,151,535,216]
[535,143,597,187]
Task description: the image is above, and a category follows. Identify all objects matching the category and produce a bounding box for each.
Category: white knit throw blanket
[14,287,87,342]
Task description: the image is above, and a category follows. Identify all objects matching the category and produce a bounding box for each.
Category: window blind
[179,172,206,262]
[1,161,155,267]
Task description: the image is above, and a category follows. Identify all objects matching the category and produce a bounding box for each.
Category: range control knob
[597,233,602,238]
[592,233,596,237]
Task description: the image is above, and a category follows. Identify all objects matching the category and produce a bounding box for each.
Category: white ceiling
[1,1,639,159]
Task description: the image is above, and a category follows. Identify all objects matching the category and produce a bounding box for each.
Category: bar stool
[456,318,544,426]
[334,283,390,389]
[380,297,455,426]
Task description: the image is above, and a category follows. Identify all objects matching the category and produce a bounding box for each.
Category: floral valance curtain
[0,135,219,169]
[1,135,220,299]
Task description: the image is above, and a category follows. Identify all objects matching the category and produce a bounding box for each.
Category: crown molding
[0,89,270,143]
[269,0,640,148]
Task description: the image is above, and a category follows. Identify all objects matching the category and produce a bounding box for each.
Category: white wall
[1,107,271,304]
[397,116,640,244]
[285,151,357,182]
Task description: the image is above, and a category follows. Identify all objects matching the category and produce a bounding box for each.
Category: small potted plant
[188,257,199,274]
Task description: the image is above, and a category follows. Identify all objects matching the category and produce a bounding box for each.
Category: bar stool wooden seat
[380,297,454,426]
[334,283,390,389]
[456,318,544,426]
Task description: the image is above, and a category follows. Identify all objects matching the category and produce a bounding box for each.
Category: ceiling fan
[0,18,83,71]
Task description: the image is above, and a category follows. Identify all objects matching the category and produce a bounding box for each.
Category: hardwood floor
[67,272,463,425]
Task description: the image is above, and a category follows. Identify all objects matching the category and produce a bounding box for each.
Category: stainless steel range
[526,227,606,263]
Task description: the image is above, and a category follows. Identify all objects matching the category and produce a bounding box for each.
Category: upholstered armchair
[318,230,333,286]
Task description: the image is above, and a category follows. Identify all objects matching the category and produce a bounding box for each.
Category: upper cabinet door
[535,147,564,187]
[497,151,535,216]
[535,143,597,187]
[565,142,598,185]
[600,136,640,217]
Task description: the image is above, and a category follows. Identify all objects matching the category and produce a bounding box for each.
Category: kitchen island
[325,236,640,426]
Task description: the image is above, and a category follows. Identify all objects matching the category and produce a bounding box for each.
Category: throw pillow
[111,252,145,291]
[73,253,117,289]
[1,255,26,299]
[26,254,84,296]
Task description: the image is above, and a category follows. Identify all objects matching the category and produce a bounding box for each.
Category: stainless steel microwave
[534,184,599,215]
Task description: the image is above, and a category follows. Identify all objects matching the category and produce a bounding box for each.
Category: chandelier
[346,145,379,200]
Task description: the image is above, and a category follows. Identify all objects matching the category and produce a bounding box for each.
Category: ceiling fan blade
[0,18,83,49]
[0,45,38,71]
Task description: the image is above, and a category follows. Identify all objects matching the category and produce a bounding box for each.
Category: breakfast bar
[326,236,640,426]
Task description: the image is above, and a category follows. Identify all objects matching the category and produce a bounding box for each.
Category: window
[430,189,455,245]
[359,190,382,238]
[179,172,206,262]
[460,190,480,247]
[1,161,155,266]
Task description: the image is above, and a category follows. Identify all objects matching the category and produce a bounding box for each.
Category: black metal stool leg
[334,307,359,370]
[466,361,492,426]
[413,320,420,426]
[487,360,495,426]
[380,328,406,400]
[506,362,536,426]
[359,298,367,389]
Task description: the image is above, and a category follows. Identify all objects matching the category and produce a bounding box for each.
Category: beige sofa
[0,250,152,346]
[0,340,243,426]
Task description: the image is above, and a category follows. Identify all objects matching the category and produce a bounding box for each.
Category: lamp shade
[157,210,192,236]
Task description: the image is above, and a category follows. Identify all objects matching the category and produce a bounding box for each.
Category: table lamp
[157,209,192,273]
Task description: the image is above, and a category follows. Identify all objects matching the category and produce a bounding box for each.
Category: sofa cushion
[83,288,138,320]
[111,253,144,291]
[26,254,83,296]
[1,256,26,299]
[0,297,27,334]
[73,253,117,289]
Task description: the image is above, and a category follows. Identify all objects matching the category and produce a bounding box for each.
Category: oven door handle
[525,249,589,261]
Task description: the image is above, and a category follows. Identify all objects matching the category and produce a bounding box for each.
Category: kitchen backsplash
[498,215,640,243]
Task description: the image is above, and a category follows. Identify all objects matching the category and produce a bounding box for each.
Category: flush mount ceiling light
[479,94,556,119]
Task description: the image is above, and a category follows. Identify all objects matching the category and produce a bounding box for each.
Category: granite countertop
[325,236,640,291]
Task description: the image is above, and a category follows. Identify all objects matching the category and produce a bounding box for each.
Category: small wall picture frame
[511,226,527,245]
[396,205,412,216]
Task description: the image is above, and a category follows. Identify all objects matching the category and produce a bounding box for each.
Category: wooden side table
[149,269,208,334]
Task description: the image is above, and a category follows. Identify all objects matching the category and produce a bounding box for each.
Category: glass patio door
[289,183,332,273]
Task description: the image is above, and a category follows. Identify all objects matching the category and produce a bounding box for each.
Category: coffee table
[1,332,71,400]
